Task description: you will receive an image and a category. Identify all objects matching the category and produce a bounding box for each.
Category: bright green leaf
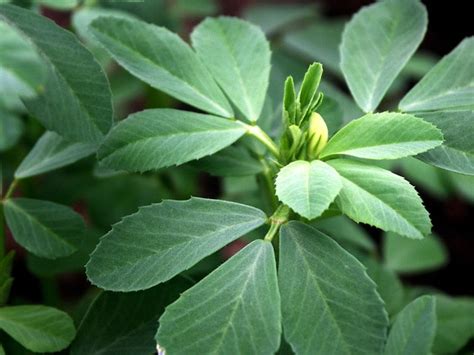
[328,159,431,239]
[157,240,281,355]
[384,232,447,274]
[191,17,271,121]
[71,279,190,355]
[320,112,443,160]
[276,160,342,220]
[0,111,23,152]
[400,37,474,112]
[87,198,267,291]
[98,109,246,173]
[384,296,436,355]
[433,294,474,354]
[15,131,96,179]
[90,16,233,117]
[0,305,75,353]
[0,4,113,143]
[340,0,427,112]
[416,110,474,175]
[195,145,263,177]
[4,198,84,259]
[0,20,46,98]
[279,222,388,354]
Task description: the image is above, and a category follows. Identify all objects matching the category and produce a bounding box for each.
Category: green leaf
[35,0,78,10]
[318,96,343,135]
[298,62,322,119]
[90,16,232,117]
[0,20,46,98]
[15,131,96,179]
[191,17,271,121]
[98,109,246,173]
[400,37,474,112]
[87,198,267,291]
[384,296,436,355]
[416,110,474,175]
[279,222,388,354]
[311,216,375,252]
[275,160,342,219]
[340,0,427,112]
[0,4,113,143]
[0,251,14,305]
[320,112,443,160]
[195,145,263,177]
[365,259,405,317]
[71,278,190,355]
[4,198,85,259]
[0,305,75,353]
[384,232,447,274]
[0,111,23,152]
[157,240,281,355]
[328,159,431,239]
[433,294,474,354]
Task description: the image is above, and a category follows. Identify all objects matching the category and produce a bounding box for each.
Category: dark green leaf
[98,109,246,173]
[71,279,190,355]
[279,222,388,354]
[87,198,267,291]
[191,17,271,121]
[157,240,281,355]
[384,296,436,355]
[400,38,474,112]
[0,4,113,143]
[416,110,474,175]
[328,159,431,239]
[90,16,233,117]
[4,198,85,259]
[0,305,75,353]
[15,131,96,179]
[340,0,427,112]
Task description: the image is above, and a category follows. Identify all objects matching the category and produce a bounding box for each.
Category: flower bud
[307,112,328,159]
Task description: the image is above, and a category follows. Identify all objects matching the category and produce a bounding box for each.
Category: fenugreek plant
[0,0,473,353]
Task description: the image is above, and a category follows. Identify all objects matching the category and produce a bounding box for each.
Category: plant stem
[241,123,280,159]
[259,158,278,211]
[0,179,18,258]
[264,204,290,242]
[3,179,18,201]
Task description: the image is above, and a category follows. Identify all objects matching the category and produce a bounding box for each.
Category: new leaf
[320,112,443,160]
[275,160,342,219]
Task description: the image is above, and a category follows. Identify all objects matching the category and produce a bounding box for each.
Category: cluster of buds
[279,63,328,164]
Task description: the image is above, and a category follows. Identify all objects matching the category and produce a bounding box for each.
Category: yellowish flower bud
[307,112,328,159]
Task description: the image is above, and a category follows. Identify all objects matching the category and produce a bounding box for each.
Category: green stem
[241,123,280,159]
[264,205,291,242]
[3,179,18,201]
[259,158,278,211]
